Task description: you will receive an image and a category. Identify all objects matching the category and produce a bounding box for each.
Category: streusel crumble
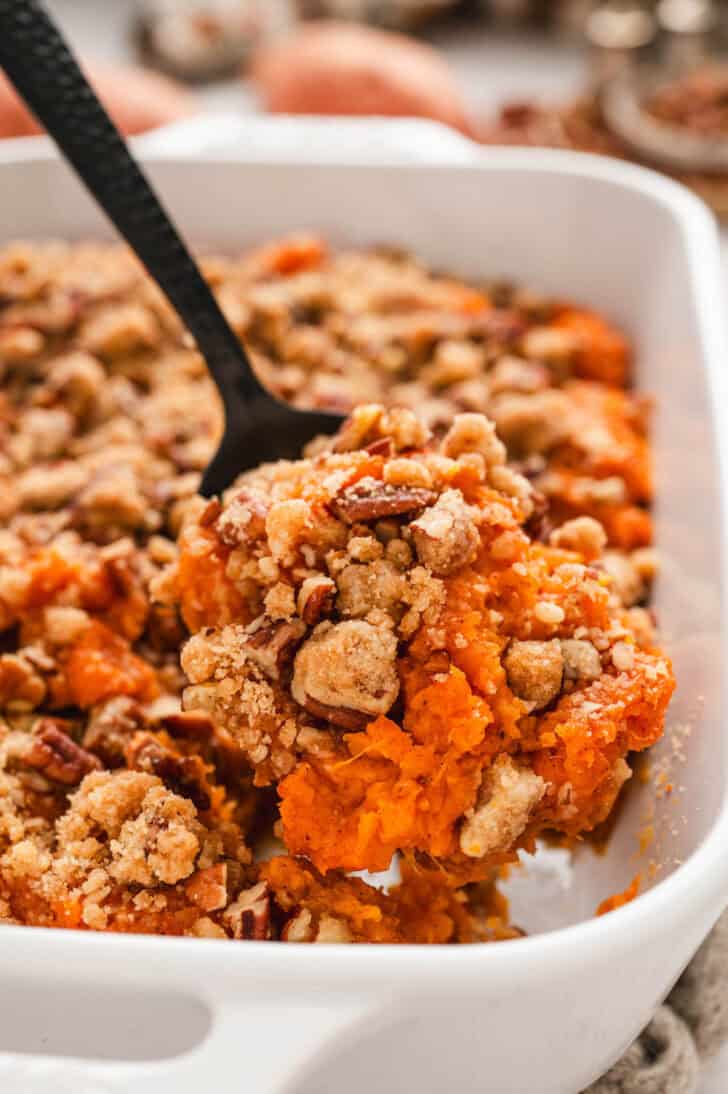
[174,404,673,880]
[0,236,670,941]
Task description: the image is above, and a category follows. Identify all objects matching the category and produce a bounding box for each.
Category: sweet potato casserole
[0,236,674,943]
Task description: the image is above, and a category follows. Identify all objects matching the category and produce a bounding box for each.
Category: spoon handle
[0,0,263,410]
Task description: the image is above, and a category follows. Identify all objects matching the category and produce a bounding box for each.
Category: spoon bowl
[201,395,345,496]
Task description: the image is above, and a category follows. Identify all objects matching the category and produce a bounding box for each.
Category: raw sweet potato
[251,21,470,133]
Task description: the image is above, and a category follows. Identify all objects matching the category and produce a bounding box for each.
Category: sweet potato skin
[252,21,470,134]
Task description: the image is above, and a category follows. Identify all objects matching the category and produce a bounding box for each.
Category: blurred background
[1,0,727,214]
[39,0,591,120]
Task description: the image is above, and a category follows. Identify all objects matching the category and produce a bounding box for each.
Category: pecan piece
[295,693,369,731]
[243,617,306,680]
[280,908,315,942]
[215,489,269,547]
[25,720,102,784]
[523,490,551,543]
[198,497,222,527]
[158,710,215,742]
[365,437,393,457]
[511,455,547,481]
[280,909,352,943]
[297,575,336,626]
[224,881,270,940]
[186,863,229,912]
[126,731,211,812]
[82,696,147,766]
[473,308,526,344]
[21,645,57,673]
[314,915,353,943]
[331,477,436,525]
[146,602,187,651]
[98,542,148,620]
[0,653,47,710]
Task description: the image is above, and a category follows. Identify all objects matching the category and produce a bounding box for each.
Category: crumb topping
[0,236,669,941]
[177,404,673,879]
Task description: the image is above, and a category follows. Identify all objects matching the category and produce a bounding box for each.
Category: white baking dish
[0,136,726,1094]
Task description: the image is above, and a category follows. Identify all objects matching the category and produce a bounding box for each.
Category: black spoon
[0,0,344,496]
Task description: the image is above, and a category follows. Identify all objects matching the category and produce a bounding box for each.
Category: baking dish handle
[0,991,376,1094]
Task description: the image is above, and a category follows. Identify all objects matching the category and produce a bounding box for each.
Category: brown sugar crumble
[176,403,672,881]
[0,236,672,942]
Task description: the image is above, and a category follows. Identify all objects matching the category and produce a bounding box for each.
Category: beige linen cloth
[586,911,728,1092]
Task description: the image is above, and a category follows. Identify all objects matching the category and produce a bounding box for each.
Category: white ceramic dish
[0,121,190,161]
[0,114,480,164]
[0,137,726,1094]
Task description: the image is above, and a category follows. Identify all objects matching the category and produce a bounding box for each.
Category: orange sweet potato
[0,63,193,140]
[552,308,631,387]
[61,621,158,708]
[251,21,470,134]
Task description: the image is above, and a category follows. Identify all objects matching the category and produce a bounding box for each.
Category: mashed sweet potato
[0,237,671,942]
[177,405,674,880]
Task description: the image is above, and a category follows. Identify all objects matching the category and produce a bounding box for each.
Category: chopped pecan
[279,907,352,943]
[523,490,551,542]
[473,308,527,345]
[185,863,229,912]
[365,437,393,457]
[331,405,384,453]
[215,489,269,547]
[25,720,102,784]
[243,617,306,680]
[314,915,353,943]
[146,602,187,651]
[82,696,147,766]
[422,650,451,675]
[100,540,142,598]
[280,908,315,942]
[198,497,222,527]
[224,881,270,940]
[126,732,211,812]
[297,575,336,626]
[21,645,57,673]
[331,477,436,525]
[0,653,47,710]
[295,693,369,731]
[158,710,215,742]
[511,455,547,481]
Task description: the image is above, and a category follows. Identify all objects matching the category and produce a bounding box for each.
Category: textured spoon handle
[0,0,262,408]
